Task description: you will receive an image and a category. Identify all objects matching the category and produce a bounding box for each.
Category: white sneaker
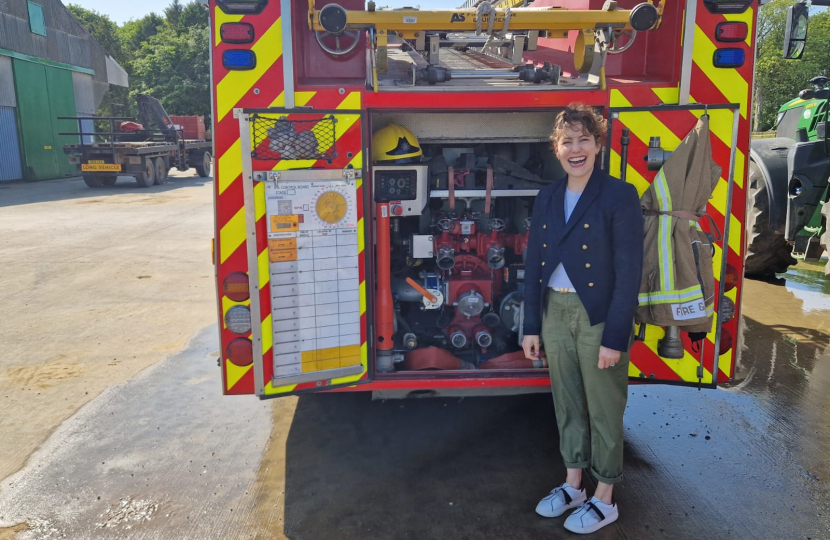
[535,482,587,518]
[563,496,619,534]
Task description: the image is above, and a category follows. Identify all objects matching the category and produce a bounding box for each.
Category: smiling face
[553,122,601,183]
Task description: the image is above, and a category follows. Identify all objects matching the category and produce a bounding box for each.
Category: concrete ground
[1,175,829,539]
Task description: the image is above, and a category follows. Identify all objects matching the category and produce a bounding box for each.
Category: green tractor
[746,2,829,278]
[747,76,830,277]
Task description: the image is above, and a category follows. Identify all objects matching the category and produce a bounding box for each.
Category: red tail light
[724,264,739,292]
[715,22,748,43]
[223,272,250,302]
[227,338,253,367]
[719,329,733,355]
[221,23,255,44]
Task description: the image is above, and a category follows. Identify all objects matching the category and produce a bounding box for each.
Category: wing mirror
[783,2,809,59]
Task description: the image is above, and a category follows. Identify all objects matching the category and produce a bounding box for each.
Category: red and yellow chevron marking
[600,1,756,386]
[211,0,284,394]
[608,93,748,384]
[216,86,365,394]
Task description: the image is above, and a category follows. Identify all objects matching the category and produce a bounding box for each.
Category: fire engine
[210,0,754,398]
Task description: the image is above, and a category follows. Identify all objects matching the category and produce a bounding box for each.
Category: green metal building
[0,0,128,182]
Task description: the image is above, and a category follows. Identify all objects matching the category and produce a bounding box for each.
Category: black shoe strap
[586,501,606,521]
[561,488,572,505]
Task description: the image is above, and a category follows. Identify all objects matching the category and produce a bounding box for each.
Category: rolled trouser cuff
[564,460,590,469]
[591,467,624,485]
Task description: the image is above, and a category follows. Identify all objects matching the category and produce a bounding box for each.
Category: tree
[130,24,212,122]
[118,13,166,63]
[178,2,209,30]
[165,0,184,28]
[754,0,830,131]
[66,5,125,65]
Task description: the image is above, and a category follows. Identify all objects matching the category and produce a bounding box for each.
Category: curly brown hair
[550,103,607,146]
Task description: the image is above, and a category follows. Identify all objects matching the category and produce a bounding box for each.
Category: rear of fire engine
[211,0,753,398]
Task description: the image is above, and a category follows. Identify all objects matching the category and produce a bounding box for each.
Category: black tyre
[101,174,118,186]
[744,159,796,276]
[154,157,167,185]
[83,174,104,188]
[136,158,155,188]
[195,151,212,178]
[821,196,830,277]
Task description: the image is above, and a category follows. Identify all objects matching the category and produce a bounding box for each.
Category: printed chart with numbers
[264,178,362,380]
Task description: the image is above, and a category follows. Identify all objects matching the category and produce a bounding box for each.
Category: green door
[13,60,77,180]
[46,67,79,178]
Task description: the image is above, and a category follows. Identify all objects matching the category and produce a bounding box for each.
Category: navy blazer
[523,168,644,352]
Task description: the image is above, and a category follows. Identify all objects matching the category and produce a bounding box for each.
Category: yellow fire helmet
[372,123,423,163]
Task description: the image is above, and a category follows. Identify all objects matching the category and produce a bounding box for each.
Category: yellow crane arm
[309,2,661,40]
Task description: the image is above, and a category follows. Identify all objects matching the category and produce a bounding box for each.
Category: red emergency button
[391,205,403,216]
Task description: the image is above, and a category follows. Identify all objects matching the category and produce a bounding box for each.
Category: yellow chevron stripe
[609,89,629,108]
[213,8,244,46]
[269,91,318,108]
[254,180,266,220]
[357,217,365,254]
[359,280,366,316]
[338,91,362,110]
[627,355,644,378]
[349,151,363,170]
[216,19,283,123]
[264,380,298,395]
[709,180,743,256]
[609,149,649,195]
[218,138,242,195]
[692,25,748,119]
[652,86,679,104]
[687,106,745,189]
[642,325,715,384]
[220,208,246,263]
[258,248,269,290]
[723,7,754,48]
[612,100,682,150]
[226,360,253,391]
[261,314,272,358]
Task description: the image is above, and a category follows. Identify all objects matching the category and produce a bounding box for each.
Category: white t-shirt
[547,188,581,289]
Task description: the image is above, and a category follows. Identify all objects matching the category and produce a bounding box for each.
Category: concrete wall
[0,0,116,106]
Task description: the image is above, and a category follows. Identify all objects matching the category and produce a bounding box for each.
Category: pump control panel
[372,165,429,216]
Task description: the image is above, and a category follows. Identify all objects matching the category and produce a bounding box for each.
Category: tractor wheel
[101,174,118,186]
[153,157,167,185]
[744,159,796,276]
[82,174,104,188]
[195,151,212,178]
[136,158,155,188]
[821,198,830,277]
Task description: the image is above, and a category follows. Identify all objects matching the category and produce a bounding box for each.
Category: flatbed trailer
[60,94,214,188]
[63,137,213,188]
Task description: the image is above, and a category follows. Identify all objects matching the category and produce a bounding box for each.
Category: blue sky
[68,0,452,25]
[68,0,180,24]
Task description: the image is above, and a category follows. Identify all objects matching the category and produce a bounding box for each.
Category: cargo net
[251,114,337,161]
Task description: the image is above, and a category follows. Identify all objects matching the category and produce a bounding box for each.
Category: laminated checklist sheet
[264,177,363,380]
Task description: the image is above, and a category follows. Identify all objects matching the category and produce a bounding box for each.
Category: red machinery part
[446,254,497,305]
[375,203,394,351]
[479,350,548,370]
[401,347,470,370]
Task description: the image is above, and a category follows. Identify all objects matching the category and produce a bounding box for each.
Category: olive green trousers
[541,291,629,485]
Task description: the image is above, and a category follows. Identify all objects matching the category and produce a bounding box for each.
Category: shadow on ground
[0,172,211,208]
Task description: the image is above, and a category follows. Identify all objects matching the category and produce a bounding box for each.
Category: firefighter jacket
[636,116,721,333]
[523,169,644,352]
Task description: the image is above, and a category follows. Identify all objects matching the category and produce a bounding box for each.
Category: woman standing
[522,104,643,534]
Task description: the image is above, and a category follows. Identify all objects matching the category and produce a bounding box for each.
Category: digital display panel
[374,170,418,202]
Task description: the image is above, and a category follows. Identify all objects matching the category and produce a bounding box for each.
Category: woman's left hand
[598,346,621,369]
